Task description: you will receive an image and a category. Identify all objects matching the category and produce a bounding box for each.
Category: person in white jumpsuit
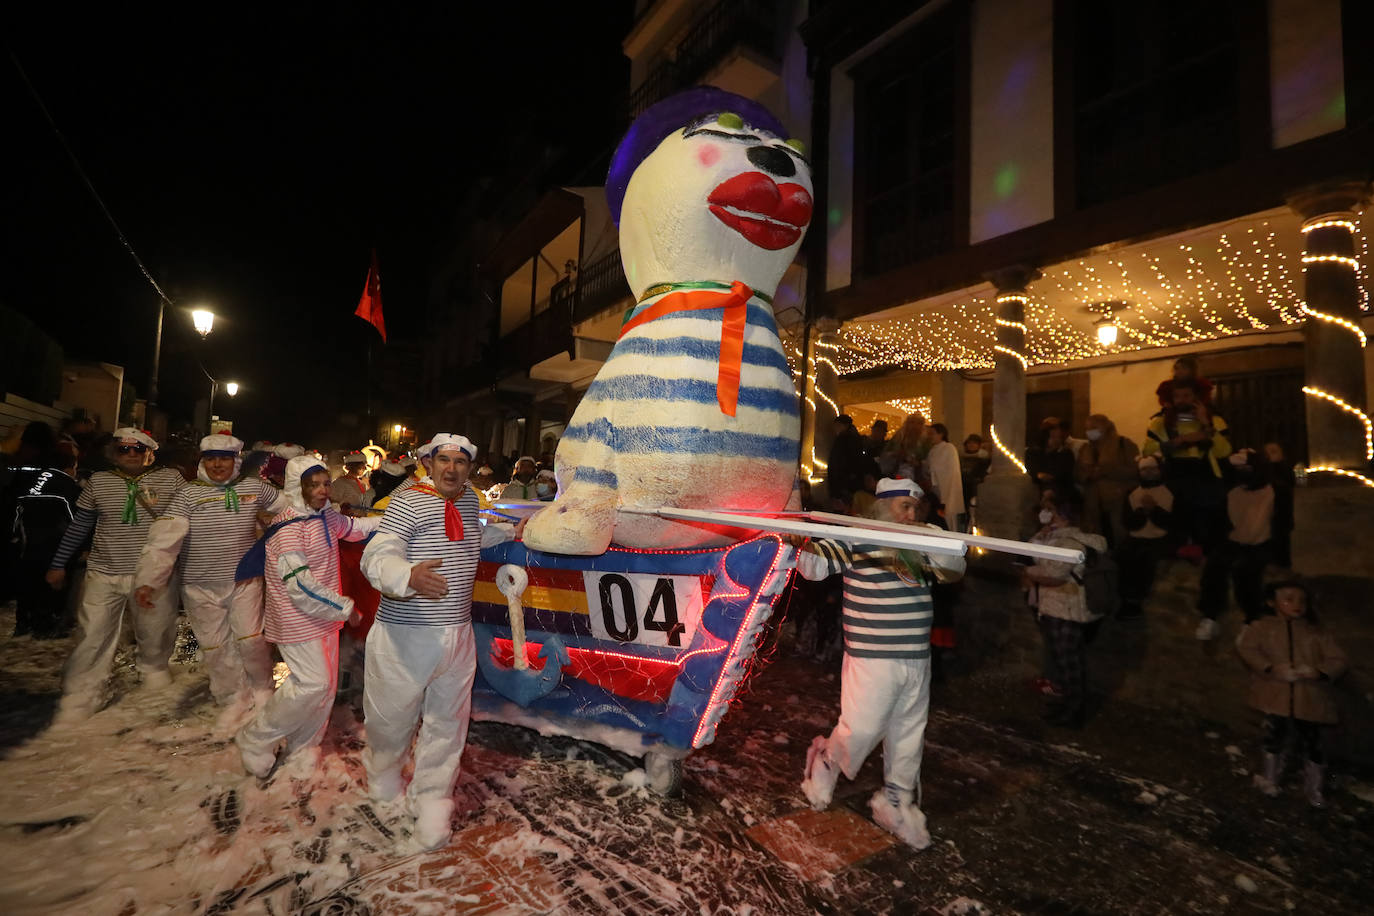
[46,428,185,721]
[135,435,290,721]
[797,478,966,849]
[360,433,515,850]
[237,454,380,777]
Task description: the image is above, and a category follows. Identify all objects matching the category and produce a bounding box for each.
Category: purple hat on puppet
[606,87,789,226]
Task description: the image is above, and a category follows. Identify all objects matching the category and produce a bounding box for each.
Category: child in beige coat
[1236,579,1347,807]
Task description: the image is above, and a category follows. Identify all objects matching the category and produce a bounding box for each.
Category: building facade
[795,0,1372,528]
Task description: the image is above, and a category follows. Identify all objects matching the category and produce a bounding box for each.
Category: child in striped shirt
[236,454,379,777]
[798,478,965,850]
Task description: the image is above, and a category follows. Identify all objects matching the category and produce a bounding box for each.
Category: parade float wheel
[644,752,684,797]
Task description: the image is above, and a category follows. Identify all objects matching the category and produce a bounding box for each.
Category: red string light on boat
[692,535,788,749]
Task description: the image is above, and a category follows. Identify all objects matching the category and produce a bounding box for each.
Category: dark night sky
[4,3,631,444]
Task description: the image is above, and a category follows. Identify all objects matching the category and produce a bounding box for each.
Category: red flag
[355,251,386,342]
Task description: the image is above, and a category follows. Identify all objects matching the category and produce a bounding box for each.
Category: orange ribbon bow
[618,280,753,417]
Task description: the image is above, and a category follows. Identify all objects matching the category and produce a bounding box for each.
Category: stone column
[976,265,1041,539]
[799,319,841,497]
[988,266,1040,475]
[1288,181,1372,471]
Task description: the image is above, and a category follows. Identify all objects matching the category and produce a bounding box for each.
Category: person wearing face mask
[534,468,557,501]
[1195,448,1275,640]
[359,433,519,850]
[1117,455,1177,620]
[45,428,186,722]
[797,478,967,851]
[1076,414,1139,549]
[133,435,291,723]
[236,455,381,777]
[1023,498,1107,728]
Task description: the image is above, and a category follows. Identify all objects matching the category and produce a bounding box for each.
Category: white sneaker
[412,797,454,851]
[369,768,404,805]
[237,736,278,778]
[1195,618,1221,640]
[870,787,931,850]
[801,736,839,810]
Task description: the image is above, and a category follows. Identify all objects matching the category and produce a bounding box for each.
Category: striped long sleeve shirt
[796,532,965,660]
[136,477,289,586]
[264,506,371,643]
[50,468,185,575]
[363,485,483,627]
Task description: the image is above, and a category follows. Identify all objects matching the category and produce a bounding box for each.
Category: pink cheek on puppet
[697,144,722,168]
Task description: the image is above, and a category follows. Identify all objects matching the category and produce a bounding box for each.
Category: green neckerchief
[194,478,241,512]
[626,280,774,325]
[894,549,930,587]
[114,470,145,525]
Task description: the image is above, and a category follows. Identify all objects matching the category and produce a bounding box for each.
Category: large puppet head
[607,87,813,299]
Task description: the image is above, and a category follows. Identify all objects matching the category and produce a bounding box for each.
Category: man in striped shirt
[237,454,380,777]
[797,477,965,850]
[360,433,516,850]
[134,435,290,719]
[46,428,186,721]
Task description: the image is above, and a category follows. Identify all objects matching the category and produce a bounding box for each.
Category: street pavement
[0,607,1370,915]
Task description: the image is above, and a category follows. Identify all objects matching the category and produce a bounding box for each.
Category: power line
[9,50,175,307]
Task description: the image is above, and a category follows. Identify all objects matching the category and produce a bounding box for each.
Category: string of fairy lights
[781,211,1372,485]
[828,212,1371,376]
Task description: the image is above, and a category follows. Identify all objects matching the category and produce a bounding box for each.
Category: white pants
[827,653,931,793]
[238,634,338,759]
[183,579,273,704]
[363,621,476,806]
[62,570,180,703]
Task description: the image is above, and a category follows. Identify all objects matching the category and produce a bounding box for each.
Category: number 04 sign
[582,572,706,649]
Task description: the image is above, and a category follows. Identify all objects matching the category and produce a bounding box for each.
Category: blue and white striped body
[542,288,798,550]
[522,102,812,555]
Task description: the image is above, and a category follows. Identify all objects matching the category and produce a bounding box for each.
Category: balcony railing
[628,0,777,116]
[572,251,632,324]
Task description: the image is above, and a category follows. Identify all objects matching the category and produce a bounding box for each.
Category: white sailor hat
[418,433,476,460]
[113,427,159,450]
[273,443,306,459]
[378,460,406,476]
[200,434,244,456]
[875,477,924,500]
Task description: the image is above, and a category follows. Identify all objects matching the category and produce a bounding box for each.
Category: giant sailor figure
[523,87,812,555]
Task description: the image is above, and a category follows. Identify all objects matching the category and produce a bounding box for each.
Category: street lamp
[192,308,215,338]
[225,381,240,397]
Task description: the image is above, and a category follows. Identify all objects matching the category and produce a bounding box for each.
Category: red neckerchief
[411,483,465,540]
[617,281,752,417]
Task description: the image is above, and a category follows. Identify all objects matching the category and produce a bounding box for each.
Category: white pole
[620,506,967,557]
